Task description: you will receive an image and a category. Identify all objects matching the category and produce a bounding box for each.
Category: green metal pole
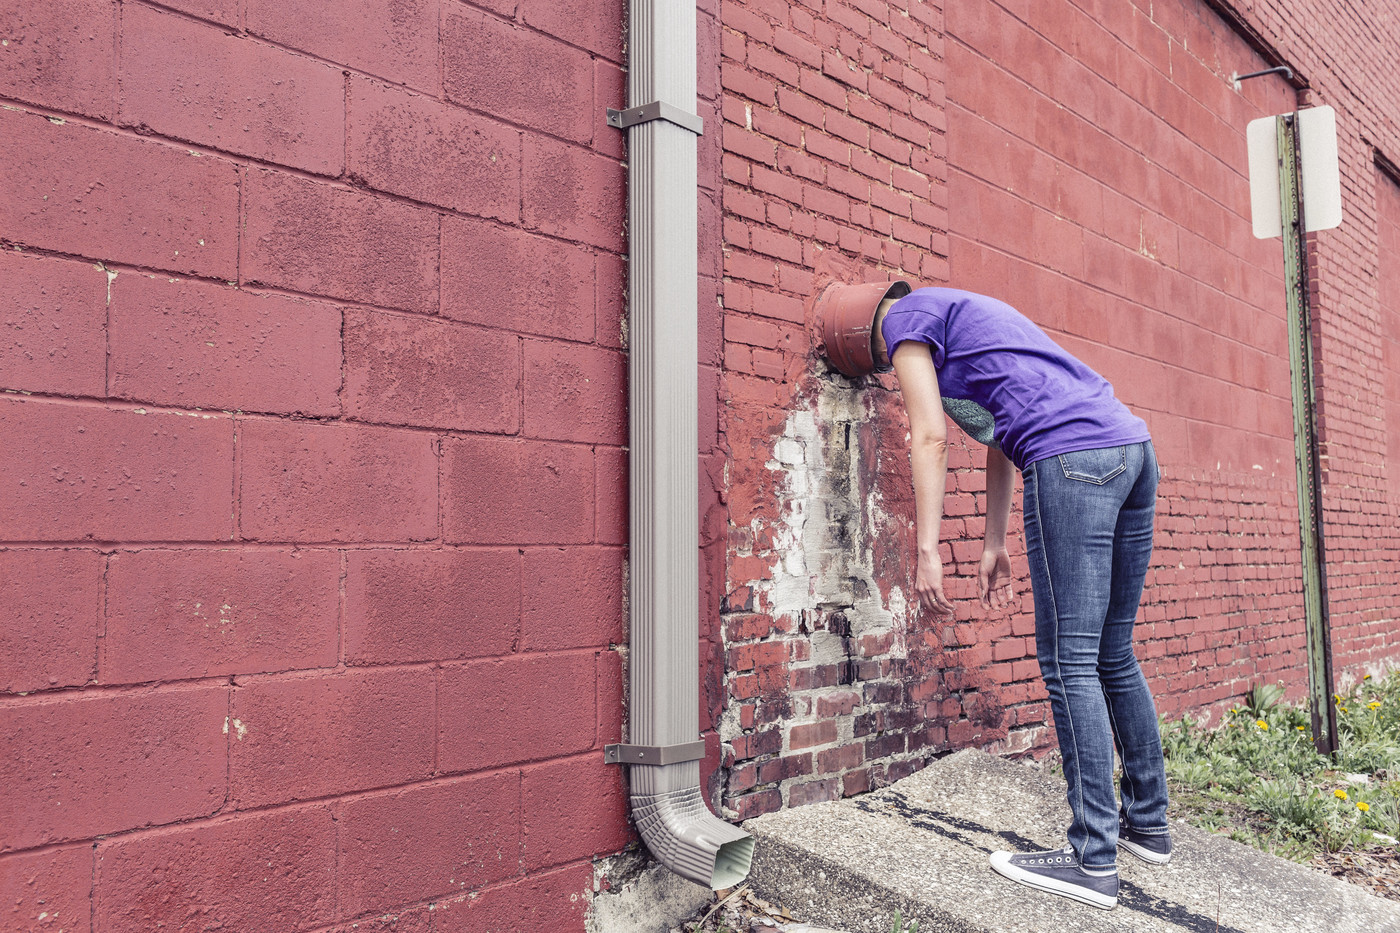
[1276,112,1338,755]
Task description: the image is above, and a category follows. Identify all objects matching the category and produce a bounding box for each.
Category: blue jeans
[1022,441,1169,870]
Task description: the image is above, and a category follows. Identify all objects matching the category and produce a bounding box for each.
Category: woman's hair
[872,297,897,373]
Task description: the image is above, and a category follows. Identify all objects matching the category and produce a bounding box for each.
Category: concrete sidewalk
[743,749,1400,933]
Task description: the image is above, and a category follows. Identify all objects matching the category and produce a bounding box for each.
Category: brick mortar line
[0,389,627,451]
[231,410,244,545]
[0,542,620,553]
[4,237,629,354]
[95,553,110,694]
[0,673,237,705]
[0,647,609,704]
[295,857,598,933]
[0,765,597,861]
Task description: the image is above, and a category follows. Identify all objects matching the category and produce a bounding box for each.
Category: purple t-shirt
[881,287,1150,471]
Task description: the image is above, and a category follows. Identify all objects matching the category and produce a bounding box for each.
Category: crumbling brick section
[0,1,630,929]
[716,0,975,821]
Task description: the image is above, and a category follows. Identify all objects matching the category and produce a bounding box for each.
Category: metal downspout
[611,0,755,890]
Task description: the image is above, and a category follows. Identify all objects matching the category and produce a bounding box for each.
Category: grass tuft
[1163,670,1400,859]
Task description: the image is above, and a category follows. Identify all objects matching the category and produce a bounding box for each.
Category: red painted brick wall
[0,1,632,929]
[945,0,1311,727]
[713,0,1400,821]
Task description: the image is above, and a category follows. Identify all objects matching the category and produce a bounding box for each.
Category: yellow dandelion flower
[1369,702,1381,710]
[1297,726,1306,731]
[1335,789,1348,800]
[1364,674,1372,680]
[1340,706,1349,713]
[1256,719,1269,730]
[1358,801,1370,812]
[1334,694,1343,703]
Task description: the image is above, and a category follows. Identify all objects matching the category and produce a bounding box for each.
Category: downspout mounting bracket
[606,101,704,136]
[604,740,707,766]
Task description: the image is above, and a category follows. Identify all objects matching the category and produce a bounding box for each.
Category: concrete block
[109,273,342,416]
[0,108,239,277]
[103,547,339,683]
[242,169,439,314]
[238,418,437,543]
[344,548,520,664]
[229,668,435,808]
[0,0,116,119]
[0,396,235,542]
[343,308,519,433]
[348,77,520,219]
[523,340,626,445]
[120,4,344,174]
[440,216,596,342]
[0,250,107,398]
[438,653,595,772]
[244,0,437,90]
[0,845,94,933]
[442,8,594,144]
[337,772,521,916]
[95,805,336,931]
[0,686,227,851]
[441,436,593,545]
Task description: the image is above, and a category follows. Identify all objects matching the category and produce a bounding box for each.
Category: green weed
[1162,671,1400,860]
[889,909,919,933]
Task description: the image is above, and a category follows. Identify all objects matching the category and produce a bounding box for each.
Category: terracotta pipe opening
[817,280,913,377]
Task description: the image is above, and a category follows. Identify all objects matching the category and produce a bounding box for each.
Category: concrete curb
[743,749,1400,933]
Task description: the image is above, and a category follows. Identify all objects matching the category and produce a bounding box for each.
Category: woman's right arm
[979,444,1016,610]
[891,341,955,616]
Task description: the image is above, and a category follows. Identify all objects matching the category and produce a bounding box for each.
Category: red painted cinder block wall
[0,0,636,930]
[5,0,1400,925]
[713,0,1400,821]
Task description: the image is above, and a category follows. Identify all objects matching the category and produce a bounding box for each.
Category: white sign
[1247,105,1342,239]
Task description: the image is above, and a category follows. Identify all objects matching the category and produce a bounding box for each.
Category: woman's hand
[916,549,956,616]
[978,545,1014,610]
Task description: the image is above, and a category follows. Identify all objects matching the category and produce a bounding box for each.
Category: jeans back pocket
[1057,446,1127,485]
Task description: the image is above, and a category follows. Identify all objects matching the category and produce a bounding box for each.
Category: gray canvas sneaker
[989,845,1118,910]
[1118,818,1173,864]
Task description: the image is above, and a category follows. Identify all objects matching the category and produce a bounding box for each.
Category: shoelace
[1024,846,1075,866]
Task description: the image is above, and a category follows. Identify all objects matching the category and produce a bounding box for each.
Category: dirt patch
[1311,847,1400,902]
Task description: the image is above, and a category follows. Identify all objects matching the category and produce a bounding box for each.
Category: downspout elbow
[630,767,756,889]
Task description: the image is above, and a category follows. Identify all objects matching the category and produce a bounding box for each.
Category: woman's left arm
[979,445,1016,609]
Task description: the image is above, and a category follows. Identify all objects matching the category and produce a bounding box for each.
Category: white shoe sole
[1119,837,1172,864]
[989,851,1117,910]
